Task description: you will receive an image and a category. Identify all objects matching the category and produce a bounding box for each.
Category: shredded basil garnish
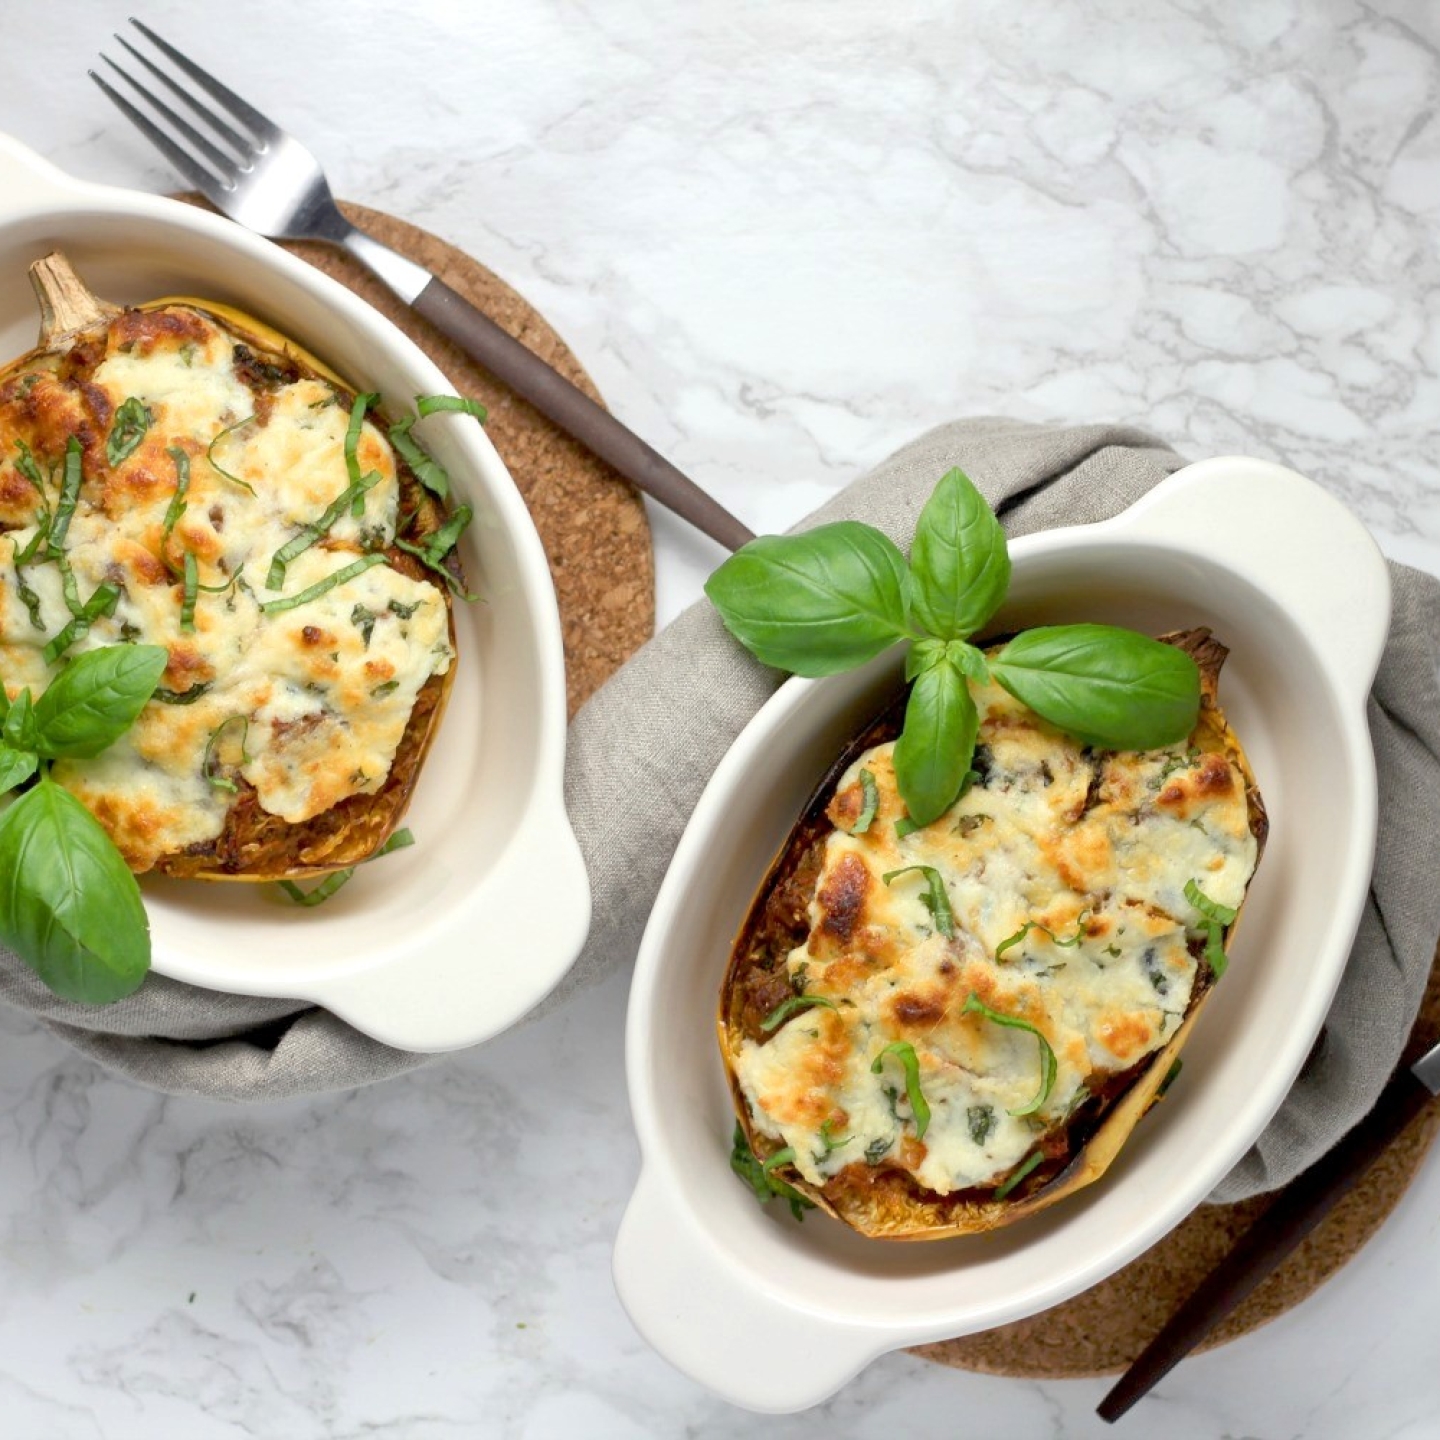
[995,911,1091,961]
[1184,878,1237,926]
[158,446,192,570]
[42,583,119,665]
[851,767,879,834]
[994,1148,1044,1201]
[759,993,838,1032]
[206,414,258,493]
[1185,878,1237,979]
[106,397,153,467]
[415,394,488,421]
[351,603,377,647]
[387,416,451,500]
[179,552,199,633]
[394,503,476,599]
[47,438,83,555]
[258,554,385,615]
[881,864,955,938]
[13,516,50,566]
[967,1103,996,1146]
[870,1040,931,1140]
[13,440,48,501]
[275,827,415,908]
[342,393,380,517]
[729,1122,813,1220]
[962,992,1058,1117]
[14,569,45,632]
[370,679,400,698]
[1157,1057,1183,1098]
[818,1119,853,1155]
[202,715,251,794]
[265,469,380,590]
[152,682,213,705]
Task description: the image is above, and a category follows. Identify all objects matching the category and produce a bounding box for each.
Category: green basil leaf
[881,864,956,938]
[951,641,990,685]
[415,394,488,421]
[0,780,150,1004]
[759,993,838,1032]
[31,644,169,759]
[1184,877,1238,926]
[41,581,120,666]
[870,1040,931,1139]
[106,397,153,468]
[994,910,1091,960]
[967,1103,996,1146]
[994,1148,1044,1201]
[206,414,258,494]
[989,625,1200,751]
[152,682,213,706]
[729,1122,813,1220]
[387,416,450,500]
[962,992,1058,1117]
[258,554,386,615]
[852,767,879,834]
[908,467,1010,640]
[2,690,37,752]
[0,745,37,795]
[704,522,911,677]
[47,438,83,555]
[905,637,945,682]
[891,658,978,827]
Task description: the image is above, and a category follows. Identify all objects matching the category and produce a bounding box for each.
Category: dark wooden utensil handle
[413,277,754,552]
[1098,1068,1435,1423]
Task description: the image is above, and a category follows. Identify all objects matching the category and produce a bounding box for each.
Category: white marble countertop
[1,2,1438,1436]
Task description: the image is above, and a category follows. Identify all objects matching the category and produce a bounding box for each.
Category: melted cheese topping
[0,306,454,871]
[734,677,1258,1196]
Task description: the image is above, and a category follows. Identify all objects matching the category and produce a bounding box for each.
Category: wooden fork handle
[412,276,754,552]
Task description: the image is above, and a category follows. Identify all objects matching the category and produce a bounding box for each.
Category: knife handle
[1098,1067,1435,1423]
[411,276,755,553]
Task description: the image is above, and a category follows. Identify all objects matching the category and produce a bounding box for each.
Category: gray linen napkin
[4,419,1438,1204]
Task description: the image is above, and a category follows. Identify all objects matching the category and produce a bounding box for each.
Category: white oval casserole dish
[615,456,1390,1411]
[0,134,590,1052]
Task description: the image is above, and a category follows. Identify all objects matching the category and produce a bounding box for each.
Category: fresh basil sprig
[705,467,1202,827]
[0,644,168,1004]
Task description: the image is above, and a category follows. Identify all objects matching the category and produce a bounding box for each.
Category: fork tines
[90,18,273,198]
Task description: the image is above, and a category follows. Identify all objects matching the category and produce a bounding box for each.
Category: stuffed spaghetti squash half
[0,253,467,880]
[721,629,1267,1239]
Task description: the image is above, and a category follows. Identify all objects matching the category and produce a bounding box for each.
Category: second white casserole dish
[615,456,1390,1412]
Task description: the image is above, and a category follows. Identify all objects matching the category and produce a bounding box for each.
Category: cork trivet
[913,936,1440,1378]
[179,196,655,715]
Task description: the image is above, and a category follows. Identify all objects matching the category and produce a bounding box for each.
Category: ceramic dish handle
[306,798,589,1053]
[0,134,84,215]
[614,1167,883,1413]
[1109,457,1392,700]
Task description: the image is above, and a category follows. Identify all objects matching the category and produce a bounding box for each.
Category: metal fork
[90,19,754,552]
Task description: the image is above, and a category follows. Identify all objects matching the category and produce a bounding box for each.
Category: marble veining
[0,0,1438,1435]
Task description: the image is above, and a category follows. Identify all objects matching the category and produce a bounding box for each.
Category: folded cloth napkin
[4,418,1438,1203]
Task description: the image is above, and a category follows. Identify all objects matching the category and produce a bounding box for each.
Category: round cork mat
[913,937,1440,1378]
[179,196,655,716]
